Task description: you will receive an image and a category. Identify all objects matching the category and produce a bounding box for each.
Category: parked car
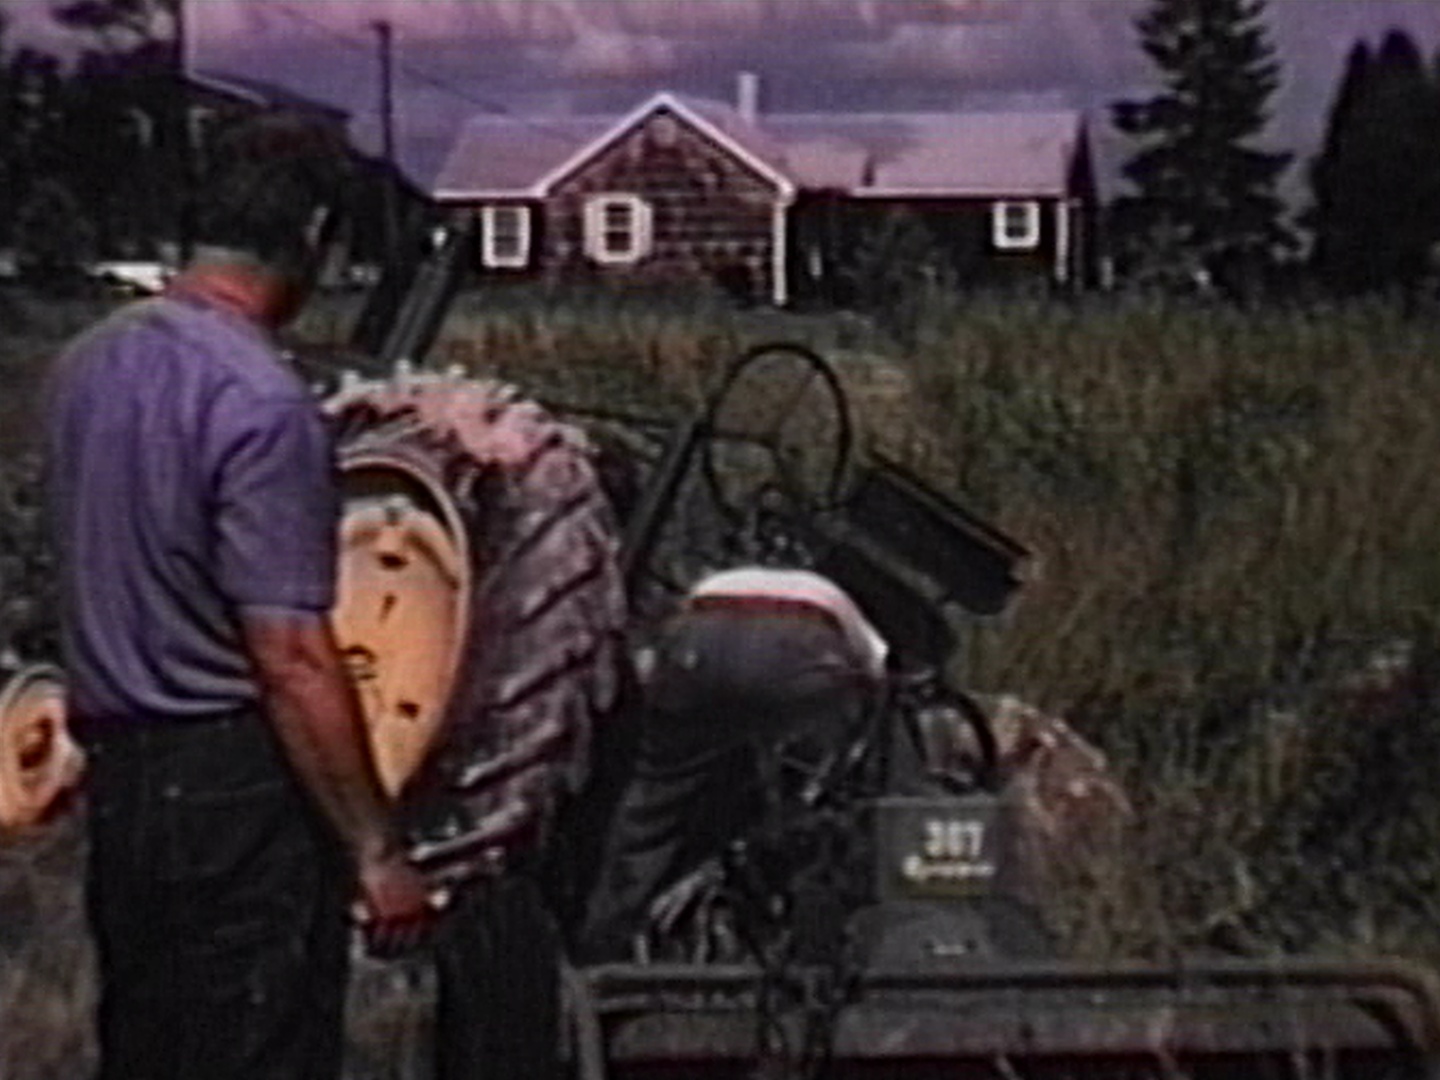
[85,260,172,296]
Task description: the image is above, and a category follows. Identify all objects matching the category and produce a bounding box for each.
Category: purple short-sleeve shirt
[45,293,339,721]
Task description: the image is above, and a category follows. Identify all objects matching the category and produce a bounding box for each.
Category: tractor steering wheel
[699,343,855,526]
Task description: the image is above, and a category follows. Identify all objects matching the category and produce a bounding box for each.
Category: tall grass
[401,285,1440,963]
[891,293,1440,962]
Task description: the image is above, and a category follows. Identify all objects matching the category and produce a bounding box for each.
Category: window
[991,200,1041,251]
[481,205,531,269]
[584,194,653,264]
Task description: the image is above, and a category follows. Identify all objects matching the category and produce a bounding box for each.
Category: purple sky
[8,0,1440,194]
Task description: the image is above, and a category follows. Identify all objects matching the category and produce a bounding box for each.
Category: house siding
[1068,131,1100,288]
[543,107,783,302]
[789,195,1077,306]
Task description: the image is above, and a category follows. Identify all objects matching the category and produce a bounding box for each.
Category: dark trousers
[580,604,873,961]
[78,711,350,1080]
[431,873,563,1080]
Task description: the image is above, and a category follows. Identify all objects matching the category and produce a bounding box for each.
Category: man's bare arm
[241,609,437,948]
[242,609,396,859]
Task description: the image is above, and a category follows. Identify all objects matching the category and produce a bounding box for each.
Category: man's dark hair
[195,111,351,269]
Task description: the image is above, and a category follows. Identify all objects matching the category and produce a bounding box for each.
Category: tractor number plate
[874,796,1001,901]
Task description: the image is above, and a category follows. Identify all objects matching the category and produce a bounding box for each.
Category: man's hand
[354,849,446,957]
[242,610,446,957]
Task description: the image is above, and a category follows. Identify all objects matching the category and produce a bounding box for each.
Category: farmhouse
[432,80,1097,305]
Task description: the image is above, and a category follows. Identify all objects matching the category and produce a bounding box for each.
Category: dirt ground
[0,816,94,1080]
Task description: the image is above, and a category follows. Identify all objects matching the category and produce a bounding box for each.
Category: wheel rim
[332,456,471,797]
[0,666,82,830]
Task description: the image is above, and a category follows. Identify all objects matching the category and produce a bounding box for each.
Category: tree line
[2,0,1440,301]
[0,0,184,278]
[1306,28,1440,296]
[1113,0,1440,300]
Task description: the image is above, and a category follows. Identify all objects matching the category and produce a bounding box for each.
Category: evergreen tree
[45,0,184,259]
[1307,30,1440,295]
[1305,41,1371,291]
[1111,0,1293,294]
[4,48,68,208]
[0,1,181,262]
[15,176,96,285]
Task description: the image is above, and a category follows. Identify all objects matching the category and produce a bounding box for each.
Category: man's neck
[166,248,298,331]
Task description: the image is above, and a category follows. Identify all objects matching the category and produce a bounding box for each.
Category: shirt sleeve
[209,388,339,613]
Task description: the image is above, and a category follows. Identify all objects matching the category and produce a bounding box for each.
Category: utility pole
[372,18,398,268]
[176,0,194,265]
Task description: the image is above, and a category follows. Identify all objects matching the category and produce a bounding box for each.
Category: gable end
[537,94,794,199]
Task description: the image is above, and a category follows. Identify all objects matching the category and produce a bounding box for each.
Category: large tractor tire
[0,665,82,831]
[323,369,630,891]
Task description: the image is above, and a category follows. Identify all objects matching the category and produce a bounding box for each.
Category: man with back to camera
[44,113,437,1079]
[580,565,890,960]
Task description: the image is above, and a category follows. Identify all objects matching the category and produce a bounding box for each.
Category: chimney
[737,71,760,124]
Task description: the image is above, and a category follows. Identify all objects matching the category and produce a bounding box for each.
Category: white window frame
[480,204,531,269]
[991,200,1041,251]
[584,193,653,265]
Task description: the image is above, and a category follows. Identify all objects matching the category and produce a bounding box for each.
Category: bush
[0,454,58,665]
[14,181,96,294]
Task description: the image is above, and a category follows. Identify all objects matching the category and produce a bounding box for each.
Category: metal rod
[371,18,398,267]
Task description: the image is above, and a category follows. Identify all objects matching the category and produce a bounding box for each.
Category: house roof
[433,115,612,200]
[431,92,1084,203]
[767,111,1084,197]
[188,70,350,122]
[392,128,474,196]
[433,94,798,201]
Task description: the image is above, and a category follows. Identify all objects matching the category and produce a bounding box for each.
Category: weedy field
[5,282,1440,1076]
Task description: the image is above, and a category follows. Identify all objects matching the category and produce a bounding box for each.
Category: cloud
[837,23,1050,84]
[187,0,1021,66]
[20,0,1437,191]
[552,29,681,79]
[832,3,1137,89]
[2,1,81,53]
[177,0,1045,122]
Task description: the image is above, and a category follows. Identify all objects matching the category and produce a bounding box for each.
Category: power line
[263,2,577,144]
